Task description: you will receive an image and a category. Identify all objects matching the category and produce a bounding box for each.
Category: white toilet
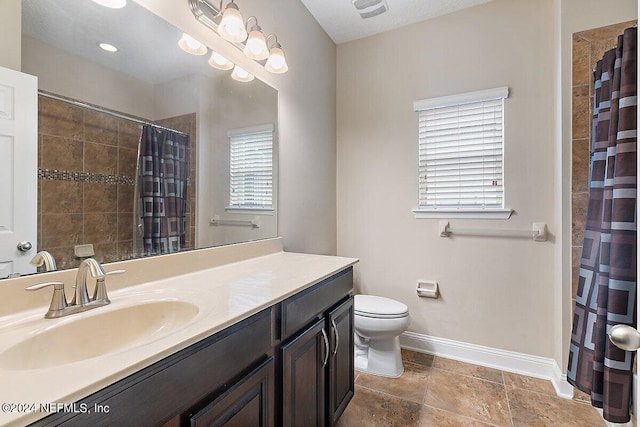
[354,294,410,378]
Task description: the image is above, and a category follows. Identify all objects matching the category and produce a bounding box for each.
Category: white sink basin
[0,300,199,370]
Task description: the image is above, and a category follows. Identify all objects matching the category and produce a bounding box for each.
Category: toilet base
[354,334,404,378]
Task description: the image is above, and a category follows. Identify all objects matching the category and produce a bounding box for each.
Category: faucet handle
[106,269,126,277]
[25,281,65,292]
[91,269,126,306]
[26,281,68,318]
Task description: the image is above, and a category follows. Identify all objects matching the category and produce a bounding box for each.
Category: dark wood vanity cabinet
[279,268,354,426]
[190,357,275,427]
[327,297,355,425]
[29,267,353,427]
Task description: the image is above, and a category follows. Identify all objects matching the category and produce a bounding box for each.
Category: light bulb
[231,65,254,82]
[243,27,269,60]
[218,2,247,43]
[178,33,207,56]
[208,51,234,71]
[265,45,288,74]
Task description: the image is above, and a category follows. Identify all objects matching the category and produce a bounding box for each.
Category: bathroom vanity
[0,239,357,427]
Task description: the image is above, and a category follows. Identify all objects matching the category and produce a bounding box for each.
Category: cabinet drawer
[31,308,274,427]
[191,357,274,427]
[280,268,352,341]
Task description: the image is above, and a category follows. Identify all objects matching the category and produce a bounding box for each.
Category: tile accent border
[38,168,135,186]
[400,331,575,399]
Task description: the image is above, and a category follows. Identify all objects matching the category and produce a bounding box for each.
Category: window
[412,87,511,219]
[228,124,274,212]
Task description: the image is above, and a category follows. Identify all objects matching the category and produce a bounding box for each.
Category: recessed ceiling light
[92,0,127,9]
[99,42,118,52]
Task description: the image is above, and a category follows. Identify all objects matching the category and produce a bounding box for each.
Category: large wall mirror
[7,0,278,278]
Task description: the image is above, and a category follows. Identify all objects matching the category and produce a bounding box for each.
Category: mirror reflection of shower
[134,124,191,257]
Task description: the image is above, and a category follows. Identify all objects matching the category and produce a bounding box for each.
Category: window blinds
[229,125,273,208]
[414,87,508,209]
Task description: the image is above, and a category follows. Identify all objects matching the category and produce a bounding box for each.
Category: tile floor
[336,349,605,427]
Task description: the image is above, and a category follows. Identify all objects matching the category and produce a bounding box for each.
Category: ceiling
[299,0,495,44]
[21,0,215,84]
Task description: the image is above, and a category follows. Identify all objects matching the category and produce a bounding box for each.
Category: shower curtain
[137,125,190,255]
[567,27,637,423]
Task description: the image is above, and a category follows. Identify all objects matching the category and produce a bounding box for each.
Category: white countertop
[0,249,357,426]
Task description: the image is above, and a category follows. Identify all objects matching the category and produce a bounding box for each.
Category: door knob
[16,241,33,252]
[608,324,640,351]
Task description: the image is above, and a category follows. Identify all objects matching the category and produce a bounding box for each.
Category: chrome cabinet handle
[331,319,339,357]
[608,324,640,351]
[17,241,33,252]
[321,327,330,369]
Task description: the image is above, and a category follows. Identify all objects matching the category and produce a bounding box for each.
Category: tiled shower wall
[37,95,196,269]
[571,21,636,302]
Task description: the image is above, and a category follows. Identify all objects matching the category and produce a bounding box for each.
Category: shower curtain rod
[37,90,190,136]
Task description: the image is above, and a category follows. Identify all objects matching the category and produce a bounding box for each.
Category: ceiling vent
[352,0,389,19]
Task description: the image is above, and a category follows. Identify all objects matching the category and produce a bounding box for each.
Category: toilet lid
[354,295,409,318]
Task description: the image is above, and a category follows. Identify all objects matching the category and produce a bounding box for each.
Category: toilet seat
[355,295,408,319]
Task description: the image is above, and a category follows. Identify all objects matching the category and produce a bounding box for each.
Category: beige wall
[337,0,636,366]
[337,0,560,358]
[0,0,21,71]
[22,36,156,119]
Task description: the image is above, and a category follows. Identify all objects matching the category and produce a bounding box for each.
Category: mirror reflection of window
[228,124,274,211]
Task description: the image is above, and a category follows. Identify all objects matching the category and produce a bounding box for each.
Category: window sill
[225,207,275,216]
[412,208,513,220]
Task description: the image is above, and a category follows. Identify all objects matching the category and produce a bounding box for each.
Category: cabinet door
[328,297,354,425]
[190,357,274,427]
[281,318,328,427]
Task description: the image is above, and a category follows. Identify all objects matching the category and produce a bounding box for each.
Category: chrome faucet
[26,259,125,319]
[71,258,105,306]
[30,251,57,273]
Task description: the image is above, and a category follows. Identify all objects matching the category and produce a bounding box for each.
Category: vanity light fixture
[189,0,289,74]
[92,0,127,8]
[217,0,247,43]
[243,17,269,60]
[208,50,234,70]
[98,42,118,52]
[178,33,208,55]
[231,65,254,82]
[264,35,288,74]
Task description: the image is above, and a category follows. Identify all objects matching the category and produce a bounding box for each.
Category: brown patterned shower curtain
[137,125,190,255]
[567,27,637,423]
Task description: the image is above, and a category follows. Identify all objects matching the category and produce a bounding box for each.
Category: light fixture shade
[265,45,288,74]
[178,33,207,55]
[208,50,234,70]
[218,2,247,43]
[231,65,254,82]
[243,27,269,60]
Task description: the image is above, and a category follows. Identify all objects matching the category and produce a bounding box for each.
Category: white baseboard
[400,331,574,399]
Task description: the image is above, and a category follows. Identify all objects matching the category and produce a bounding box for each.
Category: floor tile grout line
[352,383,425,406]
[421,402,499,427]
[429,365,506,386]
[420,355,434,406]
[502,370,516,427]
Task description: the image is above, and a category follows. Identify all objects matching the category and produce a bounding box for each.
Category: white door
[0,66,37,278]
